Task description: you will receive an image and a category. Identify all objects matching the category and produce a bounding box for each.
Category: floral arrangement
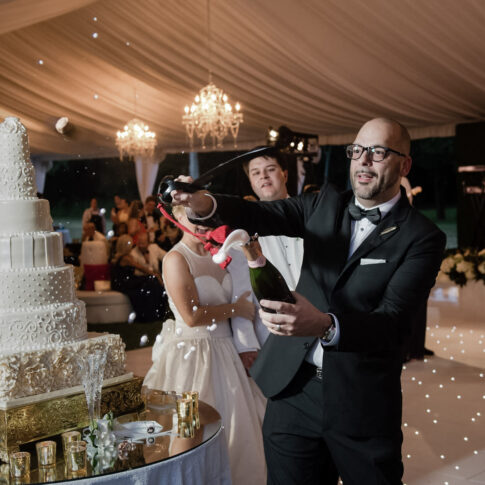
[440,248,485,286]
[83,412,117,473]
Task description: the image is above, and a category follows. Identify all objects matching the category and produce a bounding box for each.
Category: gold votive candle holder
[9,451,31,478]
[65,440,87,476]
[61,430,81,457]
[182,391,200,429]
[176,398,193,420]
[177,418,195,438]
[35,441,56,467]
[38,465,57,483]
[176,397,194,438]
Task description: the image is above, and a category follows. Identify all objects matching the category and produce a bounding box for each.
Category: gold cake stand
[0,374,143,462]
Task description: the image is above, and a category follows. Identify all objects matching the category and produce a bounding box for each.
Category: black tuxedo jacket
[209,184,446,437]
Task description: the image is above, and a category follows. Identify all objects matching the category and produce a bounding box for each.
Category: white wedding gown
[144,242,266,485]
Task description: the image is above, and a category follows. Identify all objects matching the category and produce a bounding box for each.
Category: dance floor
[126,280,485,485]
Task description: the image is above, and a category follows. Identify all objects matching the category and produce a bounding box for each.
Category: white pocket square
[360,258,387,265]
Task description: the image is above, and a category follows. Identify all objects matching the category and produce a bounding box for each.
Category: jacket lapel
[338,188,411,278]
[316,191,352,296]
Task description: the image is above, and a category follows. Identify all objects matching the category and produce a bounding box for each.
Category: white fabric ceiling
[1,0,485,160]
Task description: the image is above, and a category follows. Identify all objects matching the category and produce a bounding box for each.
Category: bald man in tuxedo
[171,118,446,485]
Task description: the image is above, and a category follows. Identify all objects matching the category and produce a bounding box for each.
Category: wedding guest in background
[82,221,107,243]
[243,147,304,292]
[110,195,122,228]
[130,231,166,275]
[111,196,130,228]
[171,118,446,485]
[111,234,166,322]
[143,205,266,485]
[127,200,147,245]
[155,217,182,251]
[228,147,304,375]
[140,195,161,243]
[108,222,128,261]
[82,197,106,234]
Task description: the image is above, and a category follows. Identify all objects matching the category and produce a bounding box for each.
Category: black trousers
[262,363,403,485]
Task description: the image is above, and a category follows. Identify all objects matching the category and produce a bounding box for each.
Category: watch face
[323,322,336,343]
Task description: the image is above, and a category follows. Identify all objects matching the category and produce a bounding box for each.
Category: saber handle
[157,176,201,204]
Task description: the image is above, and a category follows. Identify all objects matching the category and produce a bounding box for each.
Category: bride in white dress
[143,206,266,484]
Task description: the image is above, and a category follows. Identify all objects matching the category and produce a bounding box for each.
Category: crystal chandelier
[183,83,242,149]
[182,0,243,150]
[116,118,157,160]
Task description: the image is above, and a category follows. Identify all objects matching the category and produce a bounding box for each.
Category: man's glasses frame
[345,144,407,162]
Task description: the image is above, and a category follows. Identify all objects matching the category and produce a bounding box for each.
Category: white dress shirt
[259,235,303,292]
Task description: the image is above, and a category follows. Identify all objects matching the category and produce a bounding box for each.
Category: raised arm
[171,176,314,238]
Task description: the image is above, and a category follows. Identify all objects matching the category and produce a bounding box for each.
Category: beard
[351,166,401,201]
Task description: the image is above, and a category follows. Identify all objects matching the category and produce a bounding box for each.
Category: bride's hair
[171,205,186,221]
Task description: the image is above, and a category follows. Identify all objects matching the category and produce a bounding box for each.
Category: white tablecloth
[72,426,231,485]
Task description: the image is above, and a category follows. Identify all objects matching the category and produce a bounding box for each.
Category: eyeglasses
[345,144,407,162]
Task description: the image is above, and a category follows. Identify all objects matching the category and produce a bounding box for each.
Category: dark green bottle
[241,238,296,313]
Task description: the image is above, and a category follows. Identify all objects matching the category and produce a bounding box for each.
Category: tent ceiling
[1,0,485,160]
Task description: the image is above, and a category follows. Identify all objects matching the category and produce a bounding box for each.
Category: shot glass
[182,391,200,429]
[35,441,56,467]
[9,451,31,478]
[65,440,87,476]
[61,431,81,458]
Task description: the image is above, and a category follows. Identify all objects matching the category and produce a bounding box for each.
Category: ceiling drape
[134,158,161,203]
[1,0,484,160]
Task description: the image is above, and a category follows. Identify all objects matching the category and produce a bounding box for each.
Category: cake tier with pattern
[0,334,126,402]
[0,117,36,200]
[0,232,63,269]
[0,301,87,354]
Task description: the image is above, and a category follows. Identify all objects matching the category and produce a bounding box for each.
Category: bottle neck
[241,239,267,268]
[247,255,267,268]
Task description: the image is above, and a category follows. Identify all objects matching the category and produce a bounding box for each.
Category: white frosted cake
[0,117,126,403]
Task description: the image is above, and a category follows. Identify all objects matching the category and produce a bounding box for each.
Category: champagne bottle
[240,238,296,313]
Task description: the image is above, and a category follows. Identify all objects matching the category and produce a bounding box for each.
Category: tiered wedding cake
[0,117,126,404]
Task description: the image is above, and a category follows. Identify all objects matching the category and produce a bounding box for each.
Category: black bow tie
[348,202,381,224]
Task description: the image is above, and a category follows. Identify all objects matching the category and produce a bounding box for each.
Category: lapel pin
[380,226,398,236]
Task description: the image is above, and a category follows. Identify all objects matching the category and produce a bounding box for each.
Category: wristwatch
[321,316,337,343]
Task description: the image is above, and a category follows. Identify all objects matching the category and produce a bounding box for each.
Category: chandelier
[183,82,243,149]
[116,118,157,160]
[182,0,243,150]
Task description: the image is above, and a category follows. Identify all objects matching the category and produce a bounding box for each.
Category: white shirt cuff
[321,313,340,346]
[185,194,218,220]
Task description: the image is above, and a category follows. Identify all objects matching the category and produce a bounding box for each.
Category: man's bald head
[357,118,411,155]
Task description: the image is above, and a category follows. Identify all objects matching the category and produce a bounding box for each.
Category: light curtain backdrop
[1,0,484,161]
